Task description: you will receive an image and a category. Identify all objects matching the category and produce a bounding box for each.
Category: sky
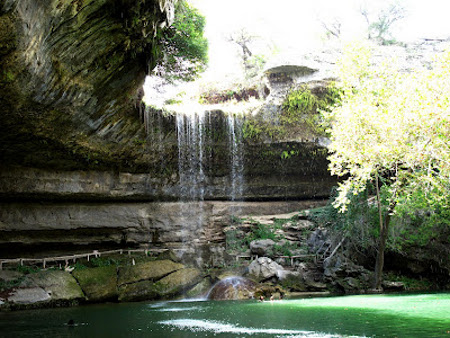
[189,0,450,79]
[144,0,450,103]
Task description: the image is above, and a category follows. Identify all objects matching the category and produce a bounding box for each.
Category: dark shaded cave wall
[0,0,176,171]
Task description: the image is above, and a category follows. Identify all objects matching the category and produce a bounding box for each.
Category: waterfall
[143,108,246,266]
[176,111,245,201]
[176,111,207,200]
[227,114,245,201]
[144,106,166,170]
[175,111,209,266]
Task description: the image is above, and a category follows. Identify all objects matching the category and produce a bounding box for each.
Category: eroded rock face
[0,0,337,265]
[0,200,323,258]
[0,0,175,171]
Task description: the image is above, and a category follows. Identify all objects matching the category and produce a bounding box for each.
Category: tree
[359,0,406,44]
[325,42,450,289]
[153,0,208,82]
[228,28,268,79]
[320,17,342,40]
[319,1,406,44]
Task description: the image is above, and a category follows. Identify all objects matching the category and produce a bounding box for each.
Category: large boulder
[118,260,184,286]
[185,277,212,299]
[72,266,118,302]
[5,270,84,306]
[25,270,85,302]
[207,276,255,300]
[154,268,202,296]
[247,257,285,281]
[118,280,161,302]
[7,287,51,305]
[118,267,202,302]
[250,239,276,256]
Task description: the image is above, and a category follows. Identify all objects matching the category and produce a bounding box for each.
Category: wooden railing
[0,248,184,270]
[235,254,316,266]
[1,249,319,270]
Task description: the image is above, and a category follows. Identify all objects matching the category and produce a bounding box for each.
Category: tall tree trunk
[373,172,397,290]
[373,212,390,290]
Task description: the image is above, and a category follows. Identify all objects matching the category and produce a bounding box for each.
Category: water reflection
[0,293,449,337]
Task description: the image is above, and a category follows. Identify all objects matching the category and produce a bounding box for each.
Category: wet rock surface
[207,276,256,300]
[72,266,118,302]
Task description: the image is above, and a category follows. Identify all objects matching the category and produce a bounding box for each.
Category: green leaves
[327,43,450,213]
[281,84,342,137]
[155,0,208,82]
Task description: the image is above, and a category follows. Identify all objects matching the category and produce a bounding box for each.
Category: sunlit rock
[247,257,285,281]
[207,276,255,300]
[7,288,51,305]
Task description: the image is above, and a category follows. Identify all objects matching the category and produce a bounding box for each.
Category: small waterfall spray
[206,276,255,300]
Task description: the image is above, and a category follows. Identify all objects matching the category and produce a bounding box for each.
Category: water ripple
[159,319,362,337]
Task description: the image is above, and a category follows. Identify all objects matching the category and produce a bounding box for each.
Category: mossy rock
[280,274,308,292]
[72,266,118,302]
[185,277,212,299]
[118,280,161,302]
[118,267,202,302]
[0,270,24,291]
[157,250,181,263]
[154,268,202,296]
[117,260,184,286]
[25,270,85,301]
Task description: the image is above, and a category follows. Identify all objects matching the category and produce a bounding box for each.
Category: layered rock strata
[0,0,336,258]
[0,200,326,259]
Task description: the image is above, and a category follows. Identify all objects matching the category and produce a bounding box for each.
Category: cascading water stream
[176,111,206,201]
[144,108,246,264]
[144,107,166,169]
[175,111,208,264]
[227,114,245,201]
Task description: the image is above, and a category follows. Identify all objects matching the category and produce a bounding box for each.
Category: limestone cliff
[0,0,175,171]
[0,0,336,257]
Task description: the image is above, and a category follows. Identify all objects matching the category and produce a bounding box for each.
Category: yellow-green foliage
[242,83,341,142]
[282,87,319,115]
[328,43,450,213]
[281,84,341,135]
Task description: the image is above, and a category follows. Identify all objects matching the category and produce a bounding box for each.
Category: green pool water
[1,293,449,337]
